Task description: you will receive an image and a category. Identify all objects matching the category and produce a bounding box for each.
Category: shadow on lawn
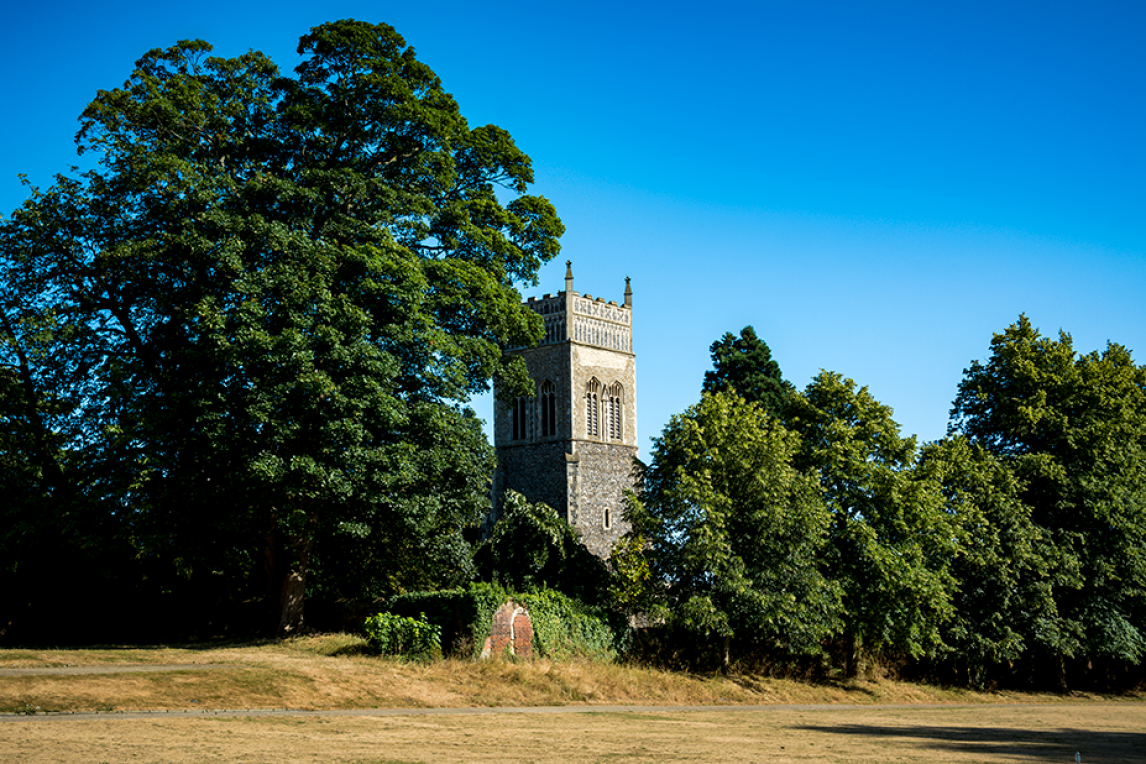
[728,674,884,699]
[795,722,1145,763]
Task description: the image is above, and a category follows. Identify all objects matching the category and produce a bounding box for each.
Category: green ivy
[386,582,509,659]
[362,611,442,660]
[384,583,629,661]
[516,588,627,660]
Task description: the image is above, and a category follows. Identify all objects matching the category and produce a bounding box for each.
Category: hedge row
[380,583,626,660]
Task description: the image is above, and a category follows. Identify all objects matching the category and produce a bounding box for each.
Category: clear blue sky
[3,1,1143,457]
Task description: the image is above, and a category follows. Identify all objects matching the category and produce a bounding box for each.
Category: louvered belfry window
[512,396,530,441]
[585,378,601,438]
[607,382,623,440]
[540,380,556,437]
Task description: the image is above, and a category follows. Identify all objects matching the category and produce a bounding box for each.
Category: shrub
[362,612,442,660]
[386,583,629,661]
[517,588,628,661]
[386,582,508,658]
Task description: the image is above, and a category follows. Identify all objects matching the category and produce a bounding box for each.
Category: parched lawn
[1,635,1143,763]
[2,634,1137,714]
[4,704,1145,763]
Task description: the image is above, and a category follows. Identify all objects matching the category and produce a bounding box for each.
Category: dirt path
[0,700,1097,722]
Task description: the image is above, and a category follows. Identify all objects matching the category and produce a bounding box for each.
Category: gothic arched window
[540,380,556,437]
[607,382,624,441]
[585,378,601,438]
[512,395,531,441]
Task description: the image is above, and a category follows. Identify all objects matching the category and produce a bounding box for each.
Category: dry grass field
[1,635,1143,763]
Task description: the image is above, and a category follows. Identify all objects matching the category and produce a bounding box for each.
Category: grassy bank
[1,634,1141,715]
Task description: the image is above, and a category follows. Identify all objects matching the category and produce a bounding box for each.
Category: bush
[386,582,509,658]
[362,612,442,660]
[474,492,612,605]
[517,588,628,661]
[386,583,629,660]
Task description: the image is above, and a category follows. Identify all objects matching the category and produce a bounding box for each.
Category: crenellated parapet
[521,269,633,353]
[523,293,569,347]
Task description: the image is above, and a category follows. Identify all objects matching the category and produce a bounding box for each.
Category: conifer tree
[702,326,792,416]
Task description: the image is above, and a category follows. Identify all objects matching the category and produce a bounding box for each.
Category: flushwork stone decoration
[491,262,637,558]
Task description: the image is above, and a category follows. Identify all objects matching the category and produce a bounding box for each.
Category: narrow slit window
[512,395,532,441]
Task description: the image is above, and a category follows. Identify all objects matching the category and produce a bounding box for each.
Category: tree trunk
[721,635,731,675]
[277,565,309,635]
[264,523,314,636]
[1055,654,1070,694]
[845,632,861,679]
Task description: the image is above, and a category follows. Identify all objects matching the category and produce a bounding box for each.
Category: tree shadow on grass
[727,674,883,700]
[795,723,1145,763]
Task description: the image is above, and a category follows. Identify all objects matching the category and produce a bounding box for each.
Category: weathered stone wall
[512,610,534,659]
[494,336,571,446]
[570,441,637,557]
[493,441,571,520]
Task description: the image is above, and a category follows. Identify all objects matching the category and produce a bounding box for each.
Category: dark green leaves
[631,391,842,661]
[787,372,957,668]
[702,326,792,417]
[0,19,561,636]
[949,316,1146,682]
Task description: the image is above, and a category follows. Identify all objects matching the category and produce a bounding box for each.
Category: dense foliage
[473,491,610,604]
[619,320,1146,688]
[0,20,561,638]
[385,582,623,660]
[948,316,1146,689]
[627,391,841,670]
[362,611,442,660]
[785,372,958,675]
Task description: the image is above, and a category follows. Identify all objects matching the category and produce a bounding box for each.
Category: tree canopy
[702,326,792,417]
[627,391,842,670]
[917,436,1062,688]
[0,20,562,636]
[473,491,610,605]
[949,315,1146,687]
[785,372,957,674]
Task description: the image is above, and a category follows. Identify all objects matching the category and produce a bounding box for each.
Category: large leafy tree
[628,391,842,671]
[0,251,133,640]
[0,20,562,634]
[702,326,792,416]
[785,372,957,675]
[918,436,1066,688]
[950,316,1146,687]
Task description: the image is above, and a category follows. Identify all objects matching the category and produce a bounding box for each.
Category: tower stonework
[492,262,637,557]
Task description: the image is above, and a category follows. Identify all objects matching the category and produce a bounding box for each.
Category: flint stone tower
[492,262,637,557]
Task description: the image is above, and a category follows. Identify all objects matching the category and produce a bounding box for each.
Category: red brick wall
[513,611,534,659]
[481,601,533,659]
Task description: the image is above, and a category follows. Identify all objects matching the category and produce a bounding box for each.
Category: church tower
[492,262,637,557]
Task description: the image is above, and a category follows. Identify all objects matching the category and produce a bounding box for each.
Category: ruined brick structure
[491,262,637,557]
[481,601,533,659]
